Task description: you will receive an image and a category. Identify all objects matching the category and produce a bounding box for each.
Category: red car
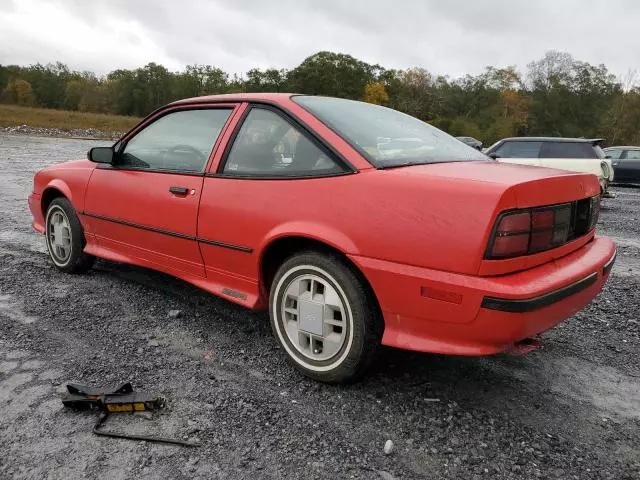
[29,94,616,383]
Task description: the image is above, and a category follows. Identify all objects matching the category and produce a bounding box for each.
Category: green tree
[64,80,85,110]
[287,51,377,99]
[389,68,440,120]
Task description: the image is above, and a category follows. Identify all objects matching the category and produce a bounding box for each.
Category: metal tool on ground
[61,382,199,447]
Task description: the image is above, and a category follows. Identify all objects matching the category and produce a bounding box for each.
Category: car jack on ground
[62,382,199,447]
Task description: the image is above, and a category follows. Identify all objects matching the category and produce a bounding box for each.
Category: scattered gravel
[0,134,638,479]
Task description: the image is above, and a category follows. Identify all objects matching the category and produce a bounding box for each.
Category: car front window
[293,95,488,168]
[121,108,232,172]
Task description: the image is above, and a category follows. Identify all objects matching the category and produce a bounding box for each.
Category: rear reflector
[420,287,463,304]
[486,197,599,259]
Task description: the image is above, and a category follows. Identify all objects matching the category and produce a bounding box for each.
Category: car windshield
[293,96,488,168]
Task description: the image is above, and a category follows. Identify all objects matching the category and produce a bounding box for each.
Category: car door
[606,148,624,180]
[196,104,350,307]
[83,105,236,278]
[619,150,640,183]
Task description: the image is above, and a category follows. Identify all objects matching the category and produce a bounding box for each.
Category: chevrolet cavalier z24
[29,94,616,382]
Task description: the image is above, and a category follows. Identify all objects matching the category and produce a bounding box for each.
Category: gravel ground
[0,133,638,480]
[1,125,123,140]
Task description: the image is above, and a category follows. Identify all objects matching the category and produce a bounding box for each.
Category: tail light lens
[486,197,599,259]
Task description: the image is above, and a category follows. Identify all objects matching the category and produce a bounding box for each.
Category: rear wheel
[269,251,383,383]
[45,197,95,273]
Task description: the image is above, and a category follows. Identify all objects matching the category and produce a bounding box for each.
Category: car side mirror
[87,147,115,164]
[488,152,500,159]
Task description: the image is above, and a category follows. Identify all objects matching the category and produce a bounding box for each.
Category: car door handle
[169,186,189,195]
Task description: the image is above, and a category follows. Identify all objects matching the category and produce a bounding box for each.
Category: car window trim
[112,104,238,176]
[211,103,355,180]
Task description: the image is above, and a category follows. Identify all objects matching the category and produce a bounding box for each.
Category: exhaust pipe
[507,337,543,356]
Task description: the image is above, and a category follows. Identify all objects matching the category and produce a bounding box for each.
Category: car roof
[605,145,640,150]
[499,137,604,144]
[170,93,295,105]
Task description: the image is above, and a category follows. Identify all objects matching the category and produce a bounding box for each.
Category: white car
[484,137,614,197]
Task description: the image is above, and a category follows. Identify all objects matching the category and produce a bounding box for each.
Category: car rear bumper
[28,192,45,233]
[349,236,616,356]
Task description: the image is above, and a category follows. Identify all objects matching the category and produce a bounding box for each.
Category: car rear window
[538,142,601,159]
[494,141,542,158]
[293,95,487,168]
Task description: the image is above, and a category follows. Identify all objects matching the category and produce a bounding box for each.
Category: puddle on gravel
[0,293,37,324]
[0,230,46,253]
[505,355,640,419]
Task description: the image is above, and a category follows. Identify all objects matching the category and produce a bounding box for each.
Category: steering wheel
[168,144,206,163]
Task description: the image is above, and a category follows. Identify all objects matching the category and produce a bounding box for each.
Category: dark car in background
[604,146,640,184]
[456,136,483,150]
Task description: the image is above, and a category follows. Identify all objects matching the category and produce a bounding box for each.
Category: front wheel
[45,197,95,273]
[269,251,383,383]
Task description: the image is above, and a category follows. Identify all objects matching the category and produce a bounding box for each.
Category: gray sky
[1,0,638,79]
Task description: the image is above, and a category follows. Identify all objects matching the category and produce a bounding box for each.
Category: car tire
[269,250,383,383]
[45,197,95,274]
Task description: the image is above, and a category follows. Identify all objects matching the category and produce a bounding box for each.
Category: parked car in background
[484,137,615,197]
[603,146,640,184]
[456,136,483,150]
[28,94,615,383]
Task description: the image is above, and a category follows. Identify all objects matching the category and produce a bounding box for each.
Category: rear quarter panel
[197,169,511,282]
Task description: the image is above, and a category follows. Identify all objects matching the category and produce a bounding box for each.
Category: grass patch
[0,105,140,132]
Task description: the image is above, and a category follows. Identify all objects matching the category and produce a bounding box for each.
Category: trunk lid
[378,161,600,275]
[393,161,600,208]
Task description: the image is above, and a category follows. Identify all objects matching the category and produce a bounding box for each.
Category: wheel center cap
[53,223,64,244]
[298,299,324,336]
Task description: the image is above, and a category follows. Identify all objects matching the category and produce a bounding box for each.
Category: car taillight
[486,198,598,259]
[491,212,531,257]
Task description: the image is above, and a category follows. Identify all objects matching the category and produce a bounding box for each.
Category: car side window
[495,141,542,158]
[624,150,640,159]
[222,108,344,177]
[120,108,232,173]
[539,142,596,159]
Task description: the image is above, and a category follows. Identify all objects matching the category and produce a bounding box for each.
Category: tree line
[1,50,638,145]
